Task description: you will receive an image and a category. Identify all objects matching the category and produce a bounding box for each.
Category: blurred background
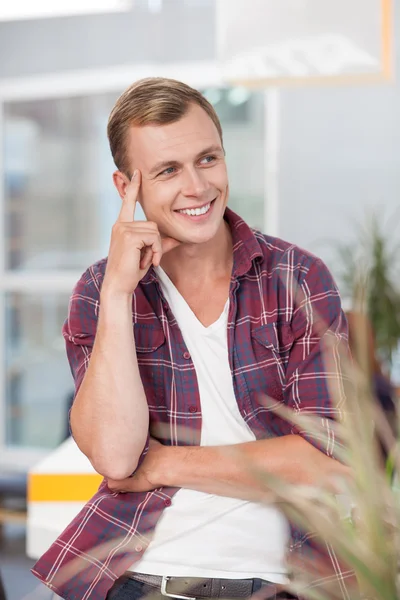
[0,1,399,598]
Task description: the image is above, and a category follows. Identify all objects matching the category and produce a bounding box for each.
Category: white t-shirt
[130,267,289,583]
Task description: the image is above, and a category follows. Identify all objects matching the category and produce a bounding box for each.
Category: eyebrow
[148,144,224,177]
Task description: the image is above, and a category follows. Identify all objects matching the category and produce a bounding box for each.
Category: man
[32,78,354,600]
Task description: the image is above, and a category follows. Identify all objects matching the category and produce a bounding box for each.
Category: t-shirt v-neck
[155,266,229,334]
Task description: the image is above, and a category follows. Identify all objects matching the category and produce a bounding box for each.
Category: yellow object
[29,473,103,502]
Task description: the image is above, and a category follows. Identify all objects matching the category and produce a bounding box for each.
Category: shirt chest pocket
[245,322,294,401]
[134,323,166,404]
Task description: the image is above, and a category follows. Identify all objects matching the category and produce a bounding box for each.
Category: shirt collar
[224,207,264,277]
[142,207,264,284]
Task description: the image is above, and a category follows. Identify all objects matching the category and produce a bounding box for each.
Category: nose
[181,166,210,198]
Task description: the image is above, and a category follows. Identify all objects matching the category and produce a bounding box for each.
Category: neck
[160,219,233,286]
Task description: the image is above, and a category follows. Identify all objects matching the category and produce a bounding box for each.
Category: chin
[181,226,222,246]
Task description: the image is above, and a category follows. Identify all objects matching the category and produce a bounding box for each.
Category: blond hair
[107,77,224,177]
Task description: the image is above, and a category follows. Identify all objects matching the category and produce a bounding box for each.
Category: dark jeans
[106,576,151,600]
[106,575,294,600]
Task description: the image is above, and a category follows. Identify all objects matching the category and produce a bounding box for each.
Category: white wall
[277,4,400,283]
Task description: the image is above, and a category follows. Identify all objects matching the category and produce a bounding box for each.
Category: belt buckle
[161,576,196,600]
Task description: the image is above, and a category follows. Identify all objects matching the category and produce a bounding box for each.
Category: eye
[159,166,176,176]
[200,155,216,165]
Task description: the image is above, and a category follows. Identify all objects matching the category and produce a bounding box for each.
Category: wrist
[99,289,134,329]
[100,284,133,304]
[161,446,190,487]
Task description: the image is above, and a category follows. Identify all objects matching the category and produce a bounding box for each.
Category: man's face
[125,103,229,245]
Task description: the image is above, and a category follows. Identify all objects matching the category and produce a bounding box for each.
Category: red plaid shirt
[32,209,355,600]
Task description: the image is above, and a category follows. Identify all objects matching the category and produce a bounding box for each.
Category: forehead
[127,104,221,167]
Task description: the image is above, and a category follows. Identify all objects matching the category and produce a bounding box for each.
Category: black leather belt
[128,573,282,599]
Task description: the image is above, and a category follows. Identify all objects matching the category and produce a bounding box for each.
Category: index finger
[118,169,141,222]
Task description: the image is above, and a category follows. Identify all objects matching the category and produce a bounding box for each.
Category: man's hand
[102,170,180,298]
[107,438,170,493]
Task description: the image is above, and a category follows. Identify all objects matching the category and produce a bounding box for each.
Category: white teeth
[178,202,211,216]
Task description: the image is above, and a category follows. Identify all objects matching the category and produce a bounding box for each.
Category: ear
[112,170,130,200]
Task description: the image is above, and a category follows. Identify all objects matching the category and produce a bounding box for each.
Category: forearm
[163,436,348,501]
[71,291,149,479]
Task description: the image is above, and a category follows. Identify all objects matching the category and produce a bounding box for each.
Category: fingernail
[132,170,138,181]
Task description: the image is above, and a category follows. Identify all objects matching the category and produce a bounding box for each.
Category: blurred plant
[336,211,400,369]
[256,309,400,600]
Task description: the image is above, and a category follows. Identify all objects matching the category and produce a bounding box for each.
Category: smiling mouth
[175,199,215,217]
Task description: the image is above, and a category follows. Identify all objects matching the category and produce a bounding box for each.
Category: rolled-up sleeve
[284,257,349,458]
[62,265,100,397]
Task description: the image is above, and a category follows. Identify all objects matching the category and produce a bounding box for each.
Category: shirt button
[164,498,172,507]
[189,406,198,413]
[183,351,191,360]
[135,545,143,553]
